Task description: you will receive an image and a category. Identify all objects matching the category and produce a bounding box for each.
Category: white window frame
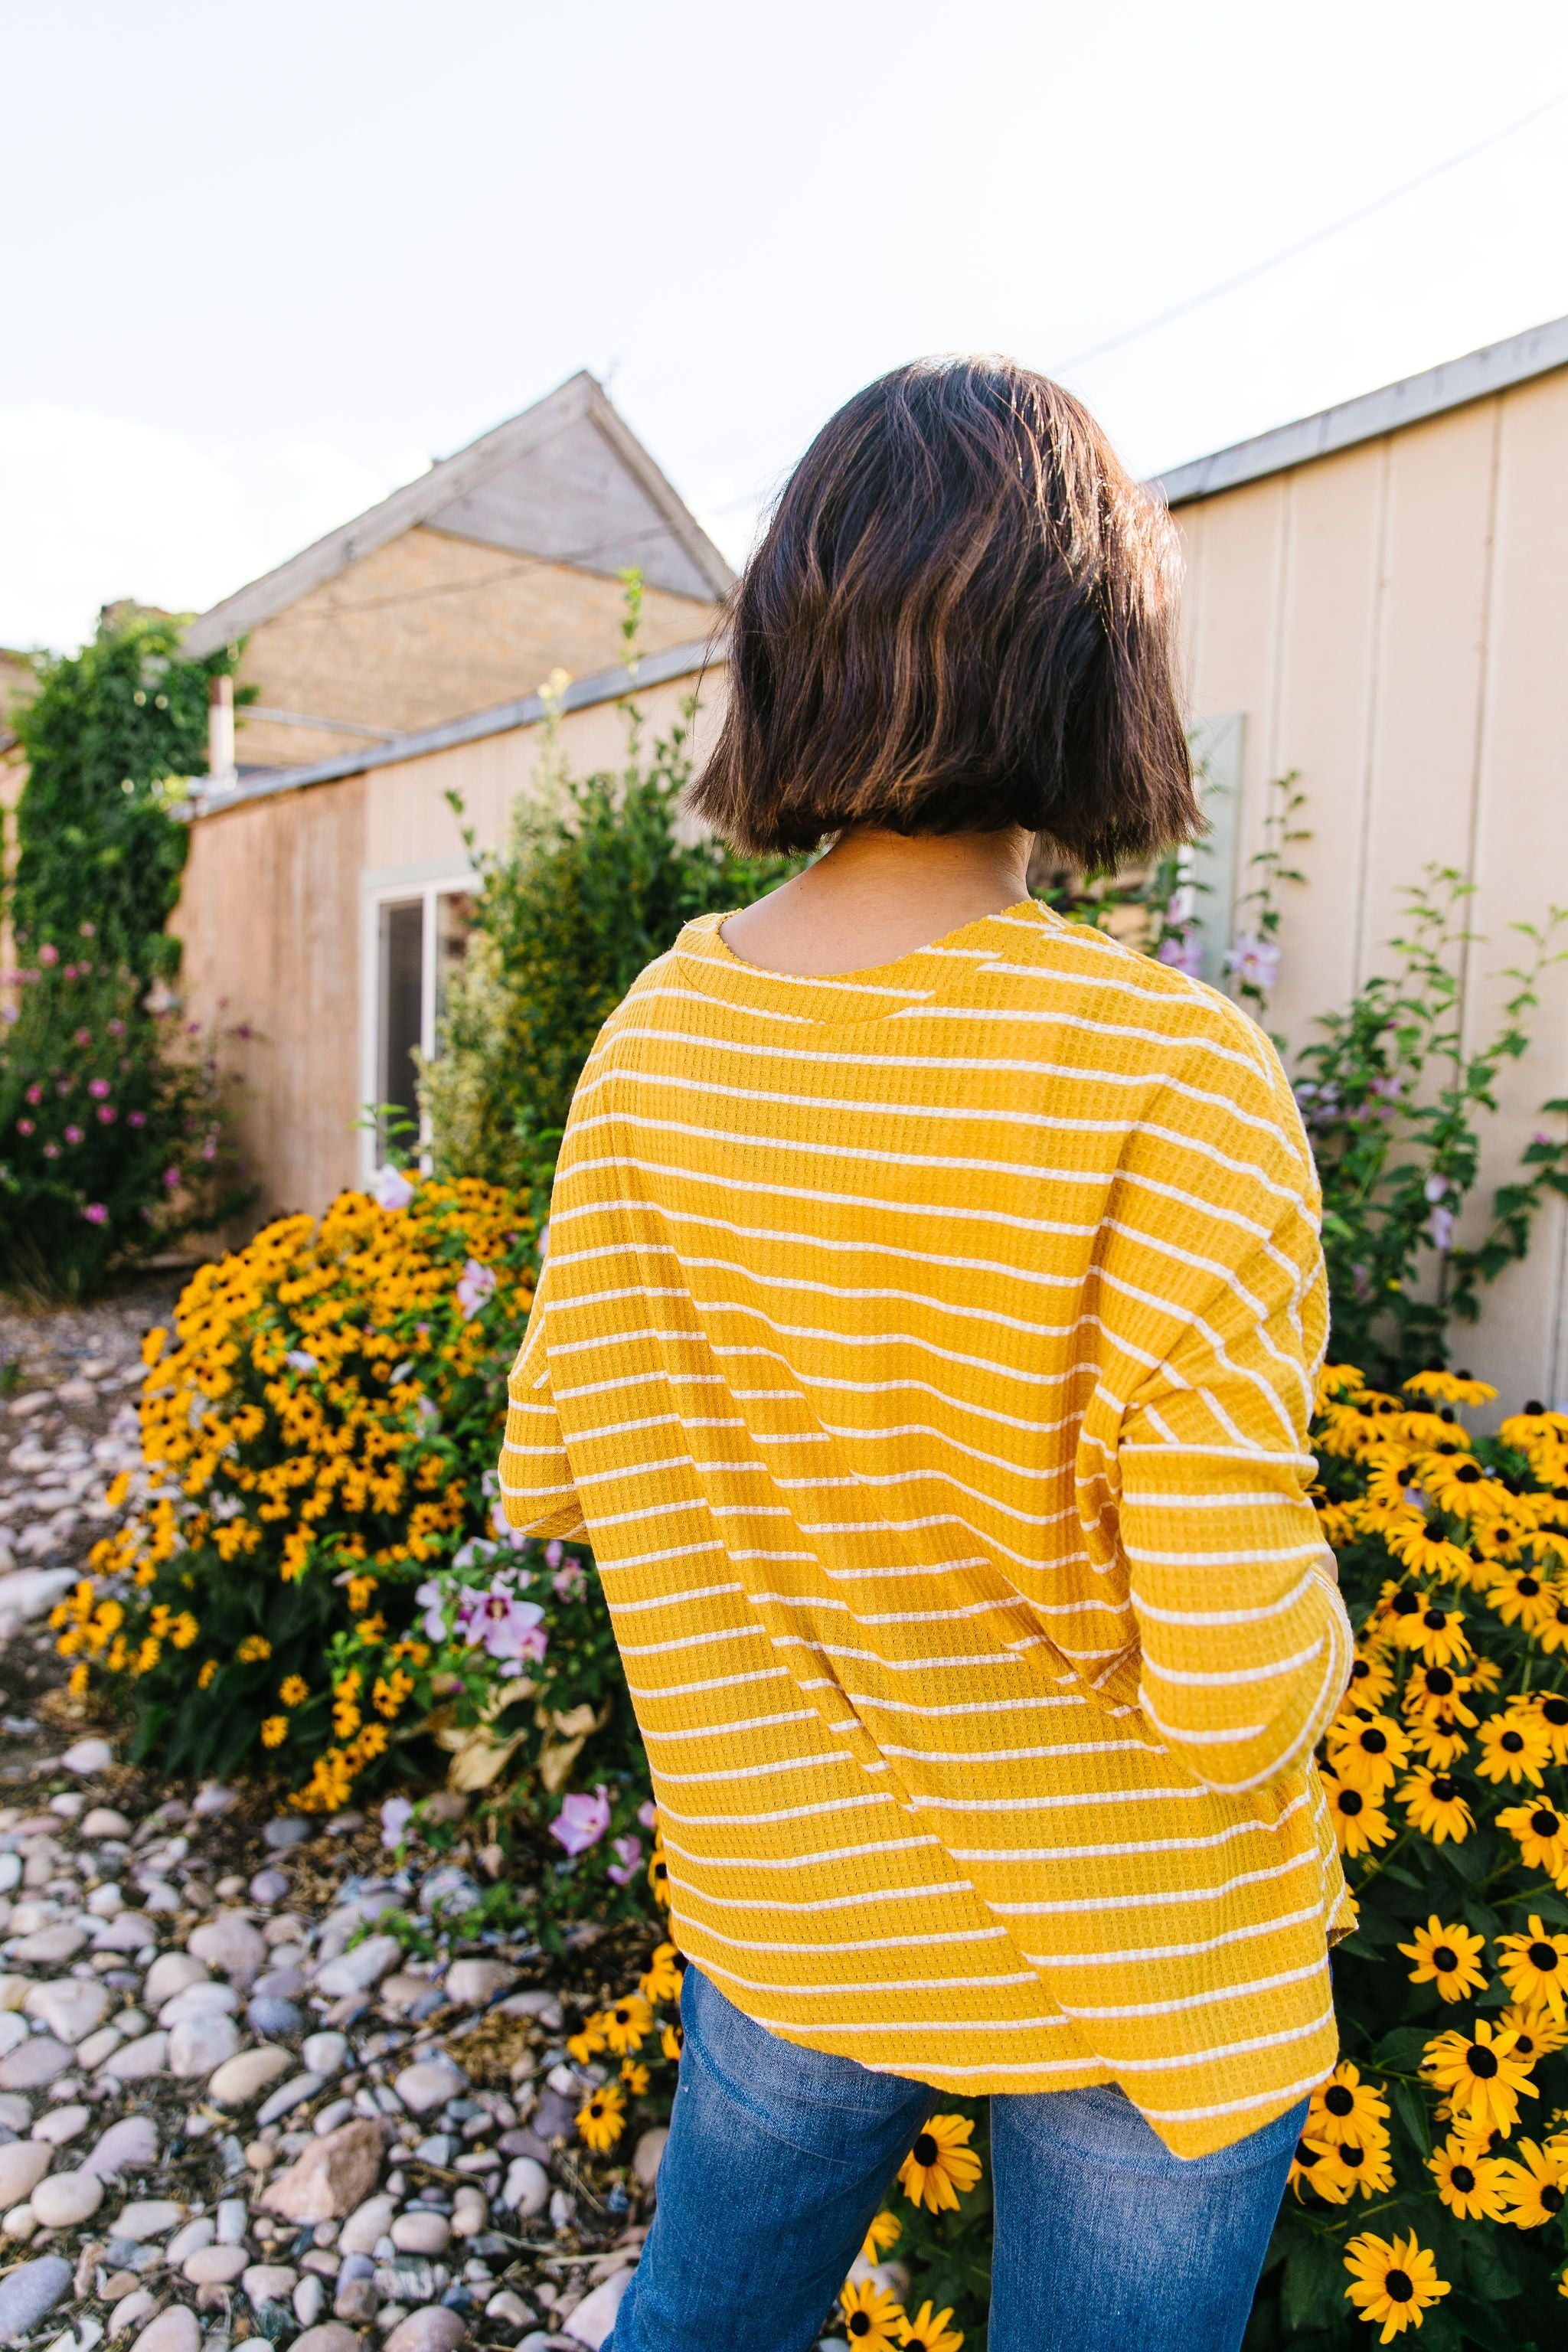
[358,858,477,1180]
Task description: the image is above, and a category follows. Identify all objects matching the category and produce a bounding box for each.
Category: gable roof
[183,371,733,658]
[1154,310,1568,508]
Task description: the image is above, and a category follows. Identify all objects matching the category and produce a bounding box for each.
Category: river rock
[293,2275,325,2328]
[383,2311,466,2352]
[61,1737,114,1775]
[0,2035,72,2090]
[158,1981,240,2027]
[83,1808,132,1838]
[245,2261,301,2302]
[0,2253,73,2339]
[443,1959,516,2007]
[393,2059,464,2115]
[84,2115,159,2177]
[561,2270,633,2349]
[260,2118,383,2223]
[108,2289,158,2338]
[104,2030,168,2080]
[112,2197,188,2239]
[291,2328,361,2352]
[339,2190,396,2255]
[500,2156,550,2218]
[247,1995,302,2037]
[188,1913,266,1985]
[11,1923,88,1965]
[0,2141,52,2208]
[249,1868,290,1905]
[632,2126,668,2190]
[185,2243,248,2284]
[129,2307,201,2352]
[169,2010,242,2076]
[96,1912,158,1954]
[302,2030,348,2076]
[314,1935,400,1998]
[32,2102,90,2146]
[22,1978,109,2046]
[31,2167,104,2226]
[208,2045,291,2105]
[390,2209,449,2255]
[144,1954,208,2005]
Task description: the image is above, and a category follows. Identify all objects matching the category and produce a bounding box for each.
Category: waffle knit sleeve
[1116,1103,1354,1796]
[497,1263,586,1541]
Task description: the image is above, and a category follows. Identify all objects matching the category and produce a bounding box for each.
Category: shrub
[0,951,250,1298]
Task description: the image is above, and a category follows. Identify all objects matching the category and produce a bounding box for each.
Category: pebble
[249,1868,291,1906]
[94,1914,156,1953]
[243,2263,299,2302]
[83,2117,158,2178]
[143,1954,208,2005]
[169,2010,243,2076]
[443,1960,516,2007]
[165,2218,215,2265]
[252,1966,305,2001]
[191,1786,238,1817]
[188,1913,267,1985]
[60,1738,113,1776]
[103,2030,168,2081]
[0,2253,74,2339]
[291,2328,361,2352]
[393,2060,465,2115]
[0,2014,25,2059]
[247,1995,303,2037]
[390,2210,450,2255]
[340,2192,397,2256]
[257,2070,326,2127]
[81,1809,132,1839]
[0,2141,54,2207]
[314,2099,355,2136]
[500,2158,550,2218]
[315,1935,401,1998]
[216,2197,248,2243]
[294,2275,326,2327]
[485,2292,532,2328]
[158,1981,240,2026]
[23,1978,109,2044]
[128,2308,200,2352]
[185,2243,248,2284]
[632,2126,668,2190]
[260,2118,384,2223]
[208,2046,292,2105]
[0,2034,73,2089]
[31,2168,104,2226]
[303,2030,349,2076]
[77,2025,124,2073]
[384,2310,466,2352]
[32,2102,90,2146]
[111,2199,188,2240]
[107,2291,157,2339]
[560,2271,633,2349]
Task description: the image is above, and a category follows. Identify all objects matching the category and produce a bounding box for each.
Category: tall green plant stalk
[1227,769,1309,1025]
[1295,867,1568,1383]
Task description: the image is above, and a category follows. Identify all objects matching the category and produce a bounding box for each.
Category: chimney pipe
[207,674,236,784]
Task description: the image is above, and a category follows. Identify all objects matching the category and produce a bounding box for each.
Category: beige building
[175,315,1568,1406]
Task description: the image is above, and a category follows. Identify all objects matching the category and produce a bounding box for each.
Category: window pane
[433,889,474,1036]
[377,897,424,1155]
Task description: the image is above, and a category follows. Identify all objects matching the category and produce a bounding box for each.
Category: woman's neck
[720,825,1035,978]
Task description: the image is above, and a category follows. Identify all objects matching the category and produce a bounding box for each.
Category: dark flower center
[849,2319,871,2339]
[1424,1610,1449,1630]
[1468,2045,1498,2079]
[912,2132,939,2166]
[1455,1463,1481,1483]
[1501,1731,1526,1753]
[1341,2144,1367,2169]
[1518,1577,1541,1596]
[1531,1809,1561,1837]
[1544,1699,1568,1726]
[615,2007,629,2023]
[1385,2269,1414,2304]
[1528,1942,1560,1971]
[1431,1777,1459,1802]
[1324,2085,1354,2115]
[1361,1729,1388,1754]
[1392,1591,1421,1615]
[1544,2186,1564,2213]
[1557,1607,1568,1627]
[1526,1400,1545,1416]
[1351,1658,1370,1681]
[1516,2034,1537,2056]
[1432,1946,1458,1972]
[1451,2163,1476,2193]
[1339,1789,1364,1816]
[1426,1668,1455,1694]
[1295,2139,1320,2164]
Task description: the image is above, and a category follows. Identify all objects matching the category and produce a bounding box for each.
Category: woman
[499,358,1354,2352]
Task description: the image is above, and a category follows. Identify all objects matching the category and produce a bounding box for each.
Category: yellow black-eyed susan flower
[639,1942,685,2005]
[236,1633,272,1664]
[260,1715,288,1747]
[1403,1710,1471,1769]
[576,2081,626,2152]
[1524,1696,1568,1769]
[861,2210,902,2264]
[1498,2001,1568,2062]
[1344,1650,1396,1708]
[897,2114,983,2213]
[602,1993,653,2054]
[897,2300,963,2352]
[1328,1711,1408,1795]
[661,2020,683,2063]
[1400,1661,1477,1725]
[1495,1916,1568,2019]
[1475,1710,1553,1786]
[1328,1780,1395,1857]
[839,2280,904,2347]
[567,2011,609,2066]
[1288,2135,1344,2201]
[1328,2137,1396,2199]
[279,1674,309,1707]
[1344,2230,1450,2344]
[1309,2063,1390,2149]
[1421,2019,1537,2138]
[1496,1798,1568,1876]
[1494,2138,1568,2229]
[619,2060,650,2096]
[1405,1369,1496,1408]
[1397,1916,1487,2003]
[1428,2135,1511,2220]
[1396,1766,1473,1844]
[1486,1563,1558,1632]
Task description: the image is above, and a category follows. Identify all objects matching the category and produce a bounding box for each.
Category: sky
[4,0,1568,651]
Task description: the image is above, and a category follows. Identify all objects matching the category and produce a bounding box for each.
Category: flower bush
[0,949,250,1298]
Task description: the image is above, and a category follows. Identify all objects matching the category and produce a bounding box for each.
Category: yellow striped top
[499,899,1354,2156]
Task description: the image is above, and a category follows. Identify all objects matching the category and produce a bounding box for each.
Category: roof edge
[1155,310,1568,506]
[187,633,719,818]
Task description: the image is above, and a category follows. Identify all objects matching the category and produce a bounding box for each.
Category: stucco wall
[1173,364,1568,1410]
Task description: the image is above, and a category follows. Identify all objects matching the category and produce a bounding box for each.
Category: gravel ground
[0,1302,666,2352]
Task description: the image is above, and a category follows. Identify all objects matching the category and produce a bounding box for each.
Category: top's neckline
[670,897,1063,1029]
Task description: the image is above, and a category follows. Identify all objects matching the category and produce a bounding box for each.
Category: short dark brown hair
[689,356,1199,865]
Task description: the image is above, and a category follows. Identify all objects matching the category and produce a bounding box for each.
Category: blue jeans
[607,1968,1305,2352]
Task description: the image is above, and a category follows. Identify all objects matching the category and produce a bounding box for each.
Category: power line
[1051,89,1568,377]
